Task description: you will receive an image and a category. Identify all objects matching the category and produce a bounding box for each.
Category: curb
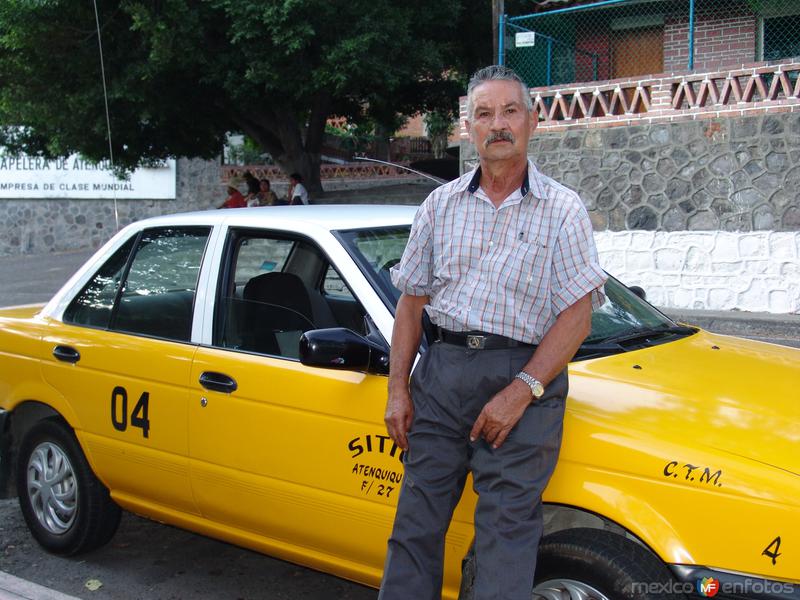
[0,572,82,600]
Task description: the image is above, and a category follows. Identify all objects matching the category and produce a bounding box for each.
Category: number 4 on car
[0,206,798,599]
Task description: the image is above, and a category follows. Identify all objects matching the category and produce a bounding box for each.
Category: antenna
[92,0,120,232]
[353,156,448,185]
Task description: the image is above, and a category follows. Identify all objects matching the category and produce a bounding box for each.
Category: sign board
[0,151,177,199]
[515,32,536,48]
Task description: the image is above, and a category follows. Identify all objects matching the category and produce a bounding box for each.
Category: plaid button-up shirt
[391,160,607,345]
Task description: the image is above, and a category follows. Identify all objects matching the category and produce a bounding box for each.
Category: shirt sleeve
[390,197,434,297]
[551,202,607,314]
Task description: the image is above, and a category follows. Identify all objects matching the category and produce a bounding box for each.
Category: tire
[16,418,121,555]
[533,528,687,600]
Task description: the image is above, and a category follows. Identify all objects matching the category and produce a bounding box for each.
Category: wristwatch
[515,371,544,400]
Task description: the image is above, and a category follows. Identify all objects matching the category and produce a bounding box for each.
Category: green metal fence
[501,0,800,88]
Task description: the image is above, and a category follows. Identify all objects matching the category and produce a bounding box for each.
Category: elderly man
[378,65,607,599]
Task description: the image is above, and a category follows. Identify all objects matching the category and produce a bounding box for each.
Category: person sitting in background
[218,177,247,209]
[241,170,260,206]
[243,170,260,195]
[287,173,309,205]
[257,178,280,206]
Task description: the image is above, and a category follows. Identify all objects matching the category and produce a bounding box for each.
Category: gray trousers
[378,341,567,600]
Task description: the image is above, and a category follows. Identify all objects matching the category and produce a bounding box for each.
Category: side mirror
[628,285,646,301]
[299,328,390,375]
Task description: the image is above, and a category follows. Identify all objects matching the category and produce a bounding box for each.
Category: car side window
[233,237,293,282]
[64,237,136,328]
[113,227,210,341]
[322,265,355,300]
[215,230,366,359]
[64,227,211,342]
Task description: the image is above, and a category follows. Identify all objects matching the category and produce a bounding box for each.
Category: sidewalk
[0,572,82,600]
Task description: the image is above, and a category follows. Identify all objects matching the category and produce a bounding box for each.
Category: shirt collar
[458,159,545,200]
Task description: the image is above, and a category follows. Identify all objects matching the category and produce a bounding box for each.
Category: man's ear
[529,108,538,136]
[465,118,474,143]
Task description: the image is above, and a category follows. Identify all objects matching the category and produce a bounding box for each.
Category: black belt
[435,327,535,350]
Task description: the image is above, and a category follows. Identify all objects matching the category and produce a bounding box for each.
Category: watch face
[532,381,544,397]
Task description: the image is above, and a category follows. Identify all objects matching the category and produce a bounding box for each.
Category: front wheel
[16,418,121,555]
[533,528,687,600]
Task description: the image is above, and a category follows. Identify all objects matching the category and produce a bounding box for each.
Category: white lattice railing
[459,59,800,133]
[671,64,800,109]
[221,162,421,183]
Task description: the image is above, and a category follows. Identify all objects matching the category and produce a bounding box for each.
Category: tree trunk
[373,123,391,161]
[233,101,328,198]
[272,110,322,196]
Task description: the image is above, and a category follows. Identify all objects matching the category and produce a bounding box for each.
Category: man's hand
[469,292,594,450]
[470,379,532,449]
[385,387,414,451]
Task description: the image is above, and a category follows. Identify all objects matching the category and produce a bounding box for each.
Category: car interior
[216,230,368,359]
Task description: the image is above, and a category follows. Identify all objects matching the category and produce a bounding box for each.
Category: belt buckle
[466,334,486,349]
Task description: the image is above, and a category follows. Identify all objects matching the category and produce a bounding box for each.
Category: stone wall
[462,113,800,233]
[0,158,221,256]
[595,231,800,313]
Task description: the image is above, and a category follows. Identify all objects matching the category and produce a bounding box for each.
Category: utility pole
[492,0,505,64]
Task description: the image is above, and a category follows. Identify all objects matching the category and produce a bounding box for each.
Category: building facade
[459,0,800,313]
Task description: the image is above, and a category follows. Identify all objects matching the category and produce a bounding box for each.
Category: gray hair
[466,65,533,119]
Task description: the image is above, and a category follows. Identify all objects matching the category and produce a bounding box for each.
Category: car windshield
[337,225,687,354]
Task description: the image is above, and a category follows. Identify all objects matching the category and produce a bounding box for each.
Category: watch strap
[514,371,544,399]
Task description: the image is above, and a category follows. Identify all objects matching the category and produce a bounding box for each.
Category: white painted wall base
[595,231,800,314]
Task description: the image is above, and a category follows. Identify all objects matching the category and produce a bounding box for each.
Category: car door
[41,226,211,515]
[187,227,424,583]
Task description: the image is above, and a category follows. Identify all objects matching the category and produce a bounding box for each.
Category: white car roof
[41,204,418,323]
[134,204,418,232]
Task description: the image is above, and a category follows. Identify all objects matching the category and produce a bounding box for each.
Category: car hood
[568,329,800,478]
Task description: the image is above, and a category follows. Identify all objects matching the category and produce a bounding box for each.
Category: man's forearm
[521,294,593,387]
[388,294,428,391]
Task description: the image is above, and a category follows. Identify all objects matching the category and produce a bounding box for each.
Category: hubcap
[533,579,610,600]
[27,441,78,535]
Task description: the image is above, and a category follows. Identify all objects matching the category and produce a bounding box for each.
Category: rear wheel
[533,528,687,600]
[16,419,121,555]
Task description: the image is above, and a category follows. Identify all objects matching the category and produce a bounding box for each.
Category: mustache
[484,131,515,146]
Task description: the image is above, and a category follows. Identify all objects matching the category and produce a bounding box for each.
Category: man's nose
[489,112,509,129]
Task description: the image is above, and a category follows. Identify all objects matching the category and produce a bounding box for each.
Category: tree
[423,111,455,159]
[0,0,489,194]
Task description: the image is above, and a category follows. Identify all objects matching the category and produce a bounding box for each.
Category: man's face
[466,80,536,163]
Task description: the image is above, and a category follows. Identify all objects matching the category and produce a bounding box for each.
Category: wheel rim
[26,441,78,535]
[533,578,610,600]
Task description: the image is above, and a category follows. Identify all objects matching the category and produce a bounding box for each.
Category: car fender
[544,450,800,583]
[3,379,82,431]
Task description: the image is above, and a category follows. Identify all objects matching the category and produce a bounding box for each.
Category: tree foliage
[0,0,495,193]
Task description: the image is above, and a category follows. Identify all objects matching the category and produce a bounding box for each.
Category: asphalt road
[0,248,96,308]
[0,498,376,600]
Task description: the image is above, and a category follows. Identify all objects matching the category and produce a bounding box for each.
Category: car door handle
[198,371,238,393]
[52,345,80,364]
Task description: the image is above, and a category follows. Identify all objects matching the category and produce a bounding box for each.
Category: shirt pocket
[497,234,548,295]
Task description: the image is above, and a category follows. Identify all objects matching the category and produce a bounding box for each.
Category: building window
[763,14,800,61]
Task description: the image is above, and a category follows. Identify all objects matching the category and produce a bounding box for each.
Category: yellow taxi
[0,206,797,600]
